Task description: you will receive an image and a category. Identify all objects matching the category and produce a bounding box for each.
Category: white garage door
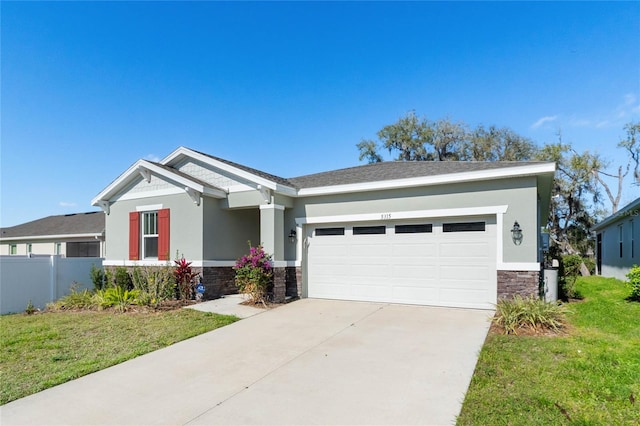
[306,217,497,309]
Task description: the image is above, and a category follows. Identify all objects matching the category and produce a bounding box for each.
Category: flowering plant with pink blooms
[233,242,273,304]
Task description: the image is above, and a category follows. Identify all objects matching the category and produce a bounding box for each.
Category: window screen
[442,222,485,232]
[353,226,386,235]
[395,224,433,234]
[316,227,345,236]
[66,242,100,257]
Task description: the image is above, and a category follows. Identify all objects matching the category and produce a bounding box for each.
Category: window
[395,224,433,234]
[142,211,159,259]
[129,209,170,261]
[353,225,386,235]
[27,243,32,254]
[9,244,17,255]
[443,222,485,232]
[67,242,100,257]
[632,220,635,258]
[619,224,624,258]
[316,227,345,236]
[55,242,62,255]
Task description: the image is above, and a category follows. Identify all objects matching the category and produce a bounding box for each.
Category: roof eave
[592,197,640,232]
[296,162,556,197]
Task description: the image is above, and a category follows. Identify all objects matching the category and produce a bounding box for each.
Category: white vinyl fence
[0,255,103,314]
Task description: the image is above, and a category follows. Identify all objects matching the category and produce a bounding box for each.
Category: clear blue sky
[2,1,639,227]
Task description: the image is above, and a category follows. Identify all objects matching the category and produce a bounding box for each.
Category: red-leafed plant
[174,257,197,300]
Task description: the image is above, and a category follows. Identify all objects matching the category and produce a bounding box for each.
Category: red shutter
[129,212,140,260]
[158,208,170,261]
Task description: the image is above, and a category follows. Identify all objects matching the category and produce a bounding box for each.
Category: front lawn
[0,309,238,405]
[458,276,640,425]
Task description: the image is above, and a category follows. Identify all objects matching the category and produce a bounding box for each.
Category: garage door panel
[392,243,437,258]
[439,242,490,258]
[307,217,496,309]
[440,265,491,280]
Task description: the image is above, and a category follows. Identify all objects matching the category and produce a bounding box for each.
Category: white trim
[201,260,236,267]
[136,204,163,212]
[92,159,227,205]
[497,262,541,271]
[295,205,508,225]
[296,163,556,197]
[115,187,184,201]
[259,204,286,211]
[1,233,103,242]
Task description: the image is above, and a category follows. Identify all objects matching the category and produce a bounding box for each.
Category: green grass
[0,309,238,405]
[458,276,640,425]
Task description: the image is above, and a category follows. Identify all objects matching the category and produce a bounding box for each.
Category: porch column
[259,204,285,261]
[260,204,286,302]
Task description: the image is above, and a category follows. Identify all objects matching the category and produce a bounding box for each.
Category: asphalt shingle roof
[0,212,105,239]
[287,160,550,189]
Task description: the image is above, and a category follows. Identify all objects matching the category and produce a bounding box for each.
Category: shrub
[113,267,133,290]
[494,295,567,335]
[98,287,141,312]
[625,265,640,301]
[49,284,97,310]
[131,264,176,304]
[559,254,584,300]
[25,300,36,315]
[233,242,273,305]
[90,264,106,291]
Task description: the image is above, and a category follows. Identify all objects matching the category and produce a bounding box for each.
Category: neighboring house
[91,147,555,309]
[592,197,640,281]
[0,212,105,257]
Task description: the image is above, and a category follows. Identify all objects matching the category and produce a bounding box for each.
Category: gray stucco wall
[203,198,260,260]
[285,176,540,264]
[105,193,204,261]
[597,214,640,281]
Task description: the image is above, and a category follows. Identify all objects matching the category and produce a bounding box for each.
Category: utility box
[543,264,559,303]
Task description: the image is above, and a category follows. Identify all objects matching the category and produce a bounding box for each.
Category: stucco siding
[105,193,204,261]
[203,198,260,260]
[289,176,539,264]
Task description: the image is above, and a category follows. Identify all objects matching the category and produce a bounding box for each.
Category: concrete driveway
[1,299,492,426]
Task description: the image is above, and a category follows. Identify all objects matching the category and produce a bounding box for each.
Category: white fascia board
[161,147,297,196]
[1,233,103,242]
[296,205,508,225]
[92,159,226,205]
[297,163,557,197]
[497,262,541,272]
[92,160,145,205]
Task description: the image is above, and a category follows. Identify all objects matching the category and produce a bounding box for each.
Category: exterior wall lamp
[511,221,523,245]
[288,229,297,244]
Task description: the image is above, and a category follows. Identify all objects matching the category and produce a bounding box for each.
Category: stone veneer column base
[497,270,540,300]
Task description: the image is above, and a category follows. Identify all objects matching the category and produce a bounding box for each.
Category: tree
[535,141,602,255]
[357,112,536,163]
[618,121,640,184]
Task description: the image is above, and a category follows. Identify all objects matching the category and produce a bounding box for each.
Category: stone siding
[285,266,302,299]
[201,267,237,300]
[497,270,540,300]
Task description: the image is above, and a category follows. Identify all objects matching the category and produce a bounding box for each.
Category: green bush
[98,287,141,312]
[625,265,640,301]
[131,265,176,304]
[49,285,97,310]
[560,254,584,300]
[494,295,567,335]
[90,264,106,291]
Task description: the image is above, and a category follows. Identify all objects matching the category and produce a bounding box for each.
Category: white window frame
[141,211,159,260]
[55,242,62,255]
[619,224,624,258]
[631,220,635,258]
[9,244,17,255]
[27,243,32,255]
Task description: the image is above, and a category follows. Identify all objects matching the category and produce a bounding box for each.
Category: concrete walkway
[1,299,492,426]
